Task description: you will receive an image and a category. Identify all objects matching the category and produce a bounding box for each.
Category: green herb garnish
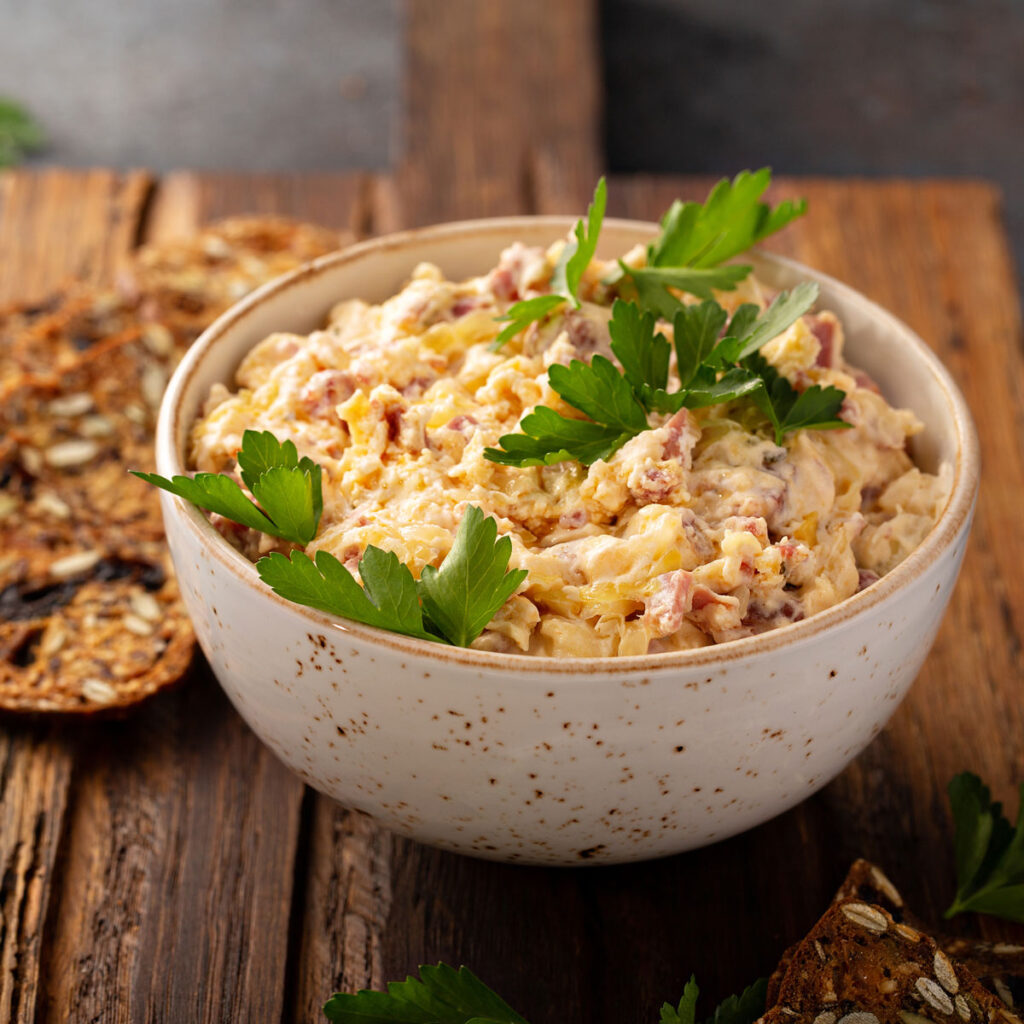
[945,771,1024,924]
[134,429,322,545]
[485,282,847,467]
[0,98,45,168]
[619,168,806,318]
[323,963,528,1024]
[484,175,845,468]
[257,545,439,643]
[136,434,524,647]
[417,506,528,647]
[493,177,607,347]
[661,975,767,1024]
[323,963,765,1024]
[258,506,526,647]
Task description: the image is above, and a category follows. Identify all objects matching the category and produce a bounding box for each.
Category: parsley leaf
[671,300,729,388]
[256,547,439,643]
[703,979,769,1024]
[660,976,767,1024]
[132,470,280,535]
[494,178,607,347]
[651,168,805,269]
[494,294,566,346]
[139,432,522,645]
[257,505,524,648]
[744,353,848,445]
[485,355,648,466]
[0,98,45,168]
[661,976,700,1024]
[728,281,820,362]
[945,771,1024,924]
[322,963,529,1024]
[418,506,528,648]
[620,168,807,317]
[548,355,649,434]
[485,283,838,467]
[483,406,630,467]
[622,263,752,318]
[321,964,766,1024]
[682,366,768,410]
[609,298,671,393]
[551,175,608,304]
[133,428,322,545]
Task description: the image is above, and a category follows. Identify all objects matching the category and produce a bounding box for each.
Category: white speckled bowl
[156,218,978,865]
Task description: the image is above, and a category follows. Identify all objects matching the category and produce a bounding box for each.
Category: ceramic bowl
[155,218,979,865]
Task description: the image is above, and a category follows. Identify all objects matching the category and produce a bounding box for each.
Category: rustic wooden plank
[0,726,74,1024]
[145,172,370,241]
[34,173,370,1024]
[0,169,152,304]
[0,169,152,1024]
[287,803,393,1023]
[394,0,601,227]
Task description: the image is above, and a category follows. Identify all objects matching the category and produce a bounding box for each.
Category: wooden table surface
[2,5,1024,1022]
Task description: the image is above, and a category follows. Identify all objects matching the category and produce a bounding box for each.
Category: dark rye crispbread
[766,861,1024,1013]
[0,546,195,713]
[0,284,143,395]
[765,899,1021,1024]
[0,215,342,713]
[0,329,190,713]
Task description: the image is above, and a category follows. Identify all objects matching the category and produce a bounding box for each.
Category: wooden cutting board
[0,166,1021,1024]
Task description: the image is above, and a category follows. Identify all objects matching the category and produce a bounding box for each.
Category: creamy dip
[191,242,950,657]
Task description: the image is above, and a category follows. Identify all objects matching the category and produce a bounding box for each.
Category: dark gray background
[601,0,1024,284]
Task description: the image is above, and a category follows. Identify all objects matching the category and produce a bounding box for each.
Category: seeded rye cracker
[767,862,1024,1012]
[764,899,1021,1024]
[116,216,342,342]
[0,284,145,396]
[0,216,341,712]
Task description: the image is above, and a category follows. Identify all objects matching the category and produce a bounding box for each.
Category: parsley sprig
[945,771,1024,924]
[135,433,525,647]
[661,976,767,1024]
[485,282,847,466]
[323,964,528,1024]
[0,98,45,168]
[485,174,847,467]
[494,177,607,346]
[259,506,527,647]
[323,963,766,1024]
[618,168,807,319]
[134,430,323,545]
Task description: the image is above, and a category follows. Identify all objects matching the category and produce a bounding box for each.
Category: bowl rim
[156,214,980,676]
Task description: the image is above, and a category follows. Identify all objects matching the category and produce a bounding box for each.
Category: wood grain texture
[288,800,393,1023]
[0,169,151,304]
[145,172,371,242]
[0,727,74,1024]
[395,0,602,227]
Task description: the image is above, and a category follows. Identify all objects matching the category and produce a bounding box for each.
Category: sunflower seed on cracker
[766,900,1021,1024]
[766,861,1024,1014]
